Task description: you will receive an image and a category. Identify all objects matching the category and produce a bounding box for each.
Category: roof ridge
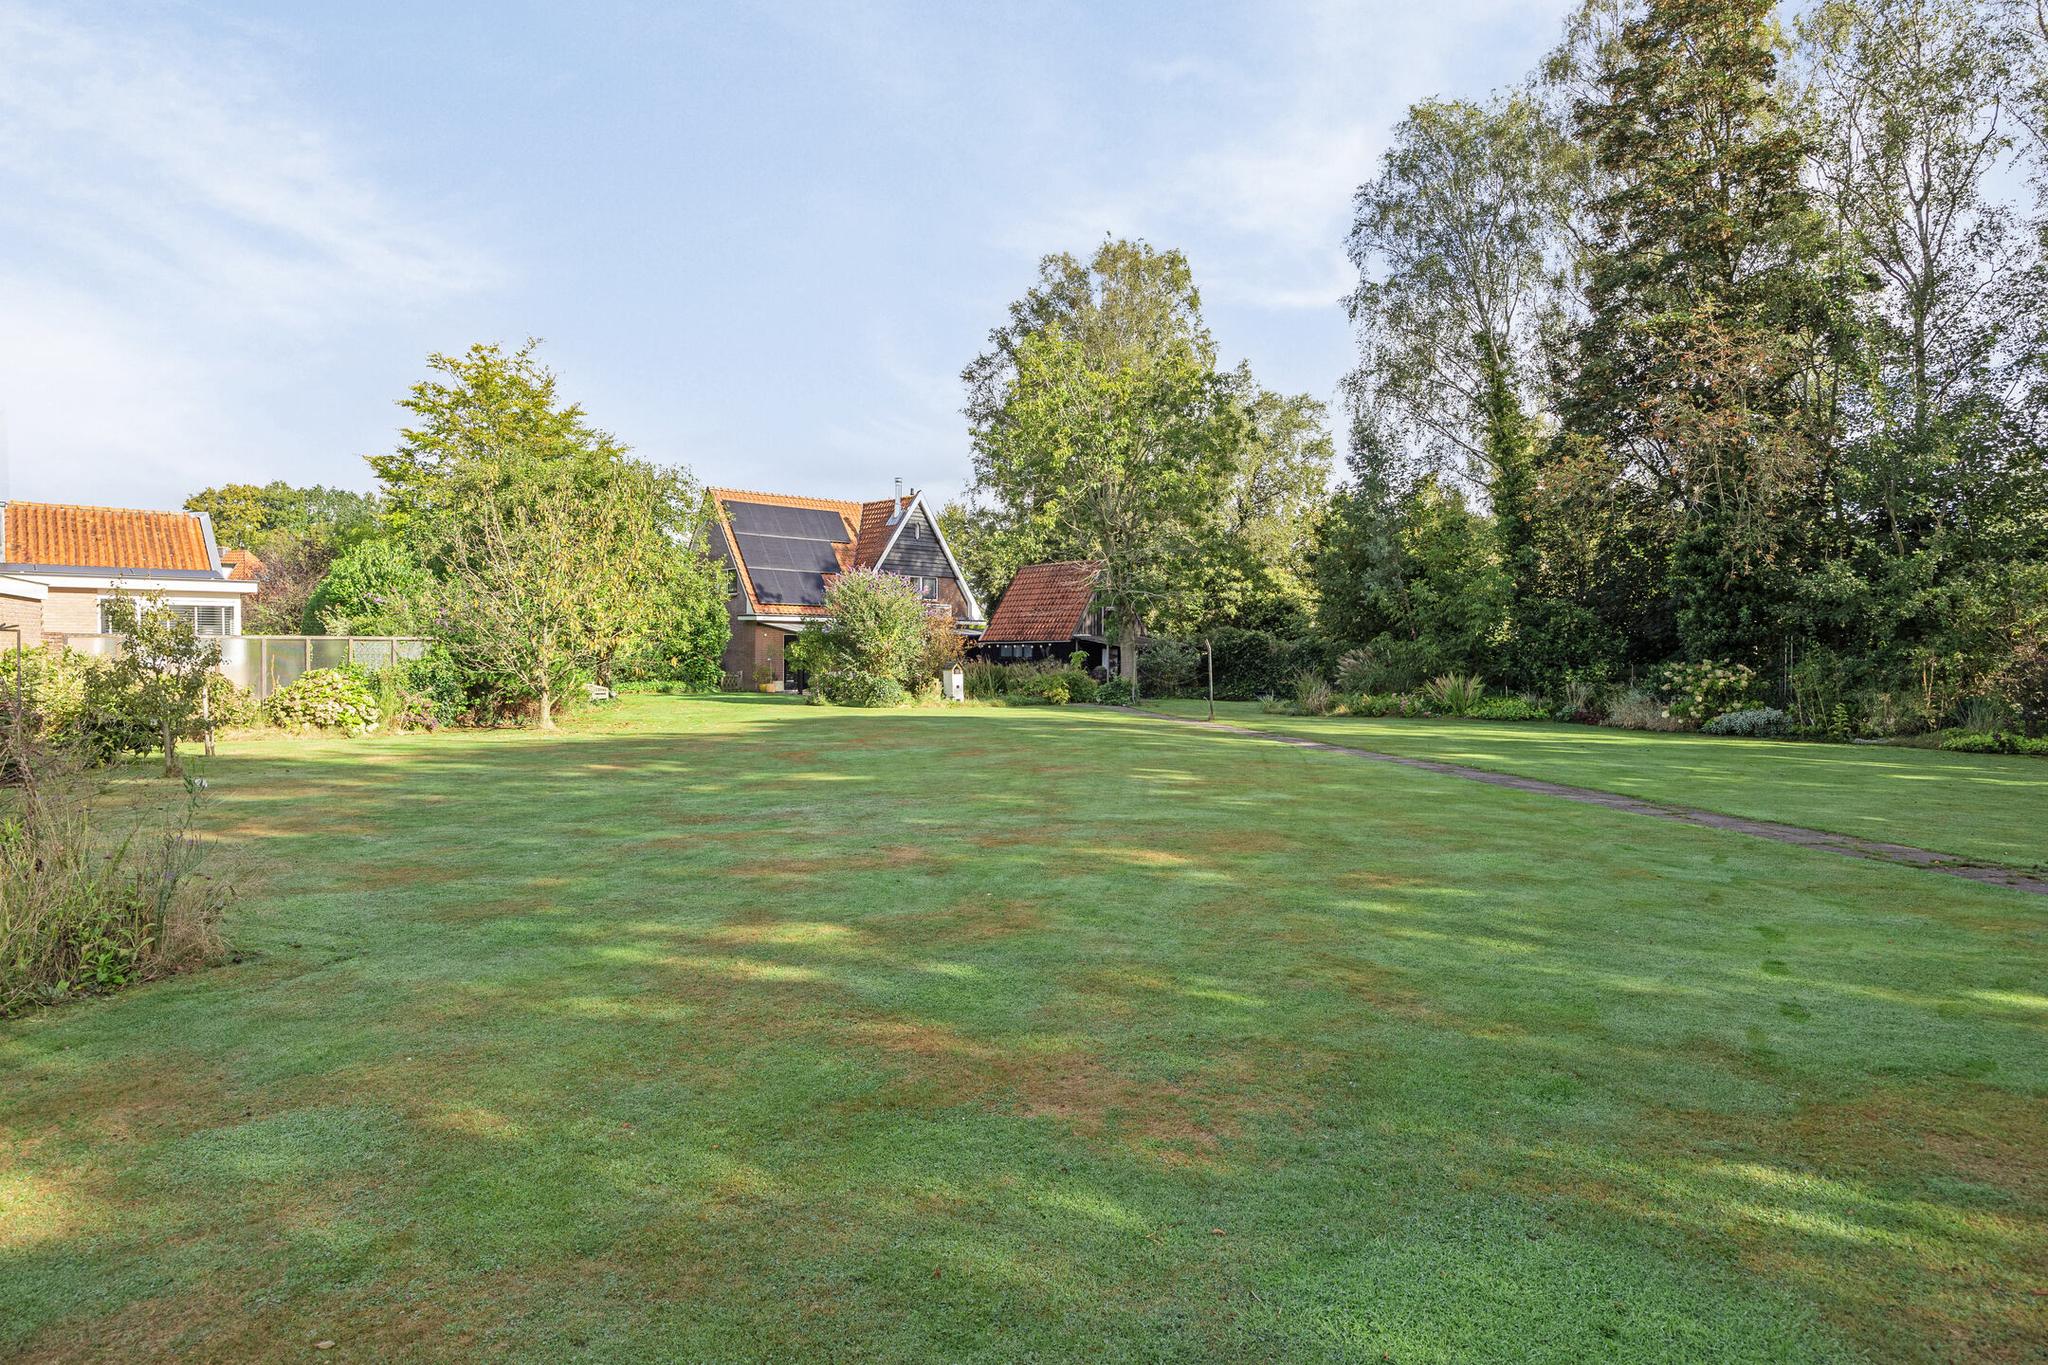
[710,487,865,512]
[2,498,205,517]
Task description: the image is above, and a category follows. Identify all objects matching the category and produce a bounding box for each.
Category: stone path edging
[1121,708,2048,898]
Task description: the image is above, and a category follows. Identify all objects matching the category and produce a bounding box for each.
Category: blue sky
[0,0,1572,512]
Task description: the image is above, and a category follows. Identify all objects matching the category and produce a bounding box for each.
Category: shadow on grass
[3,697,2043,1359]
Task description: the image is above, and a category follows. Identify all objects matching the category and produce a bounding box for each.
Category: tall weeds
[0,724,227,1016]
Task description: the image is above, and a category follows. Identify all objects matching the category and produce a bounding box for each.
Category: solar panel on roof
[734,532,840,573]
[751,568,830,606]
[726,502,849,541]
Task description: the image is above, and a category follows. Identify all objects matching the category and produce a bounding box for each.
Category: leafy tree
[373,342,726,725]
[303,540,433,634]
[964,240,1263,678]
[371,340,625,535]
[99,597,222,778]
[1200,371,1332,632]
[1346,94,1571,484]
[183,482,382,635]
[1313,410,1506,684]
[621,547,733,689]
[185,482,379,551]
[432,456,654,728]
[1566,0,1857,661]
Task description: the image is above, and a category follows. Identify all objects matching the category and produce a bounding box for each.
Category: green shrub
[265,667,382,734]
[1422,673,1485,717]
[1852,688,1931,737]
[1939,730,2048,756]
[1661,660,1763,725]
[0,646,92,737]
[1008,671,1072,705]
[963,659,1008,700]
[386,649,469,727]
[1137,638,1202,697]
[817,669,905,708]
[1293,672,1335,716]
[1701,707,1793,738]
[1467,696,1549,722]
[0,646,152,759]
[1955,695,2011,733]
[201,675,259,730]
[1787,647,1847,730]
[1342,692,1430,718]
[1096,678,1134,706]
[1064,670,1099,704]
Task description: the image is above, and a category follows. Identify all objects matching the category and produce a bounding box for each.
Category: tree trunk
[538,680,556,731]
[161,717,181,779]
[1119,623,1140,683]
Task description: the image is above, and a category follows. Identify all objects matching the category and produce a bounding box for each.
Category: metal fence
[64,634,431,700]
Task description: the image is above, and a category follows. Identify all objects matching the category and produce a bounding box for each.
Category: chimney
[893,477,904,504]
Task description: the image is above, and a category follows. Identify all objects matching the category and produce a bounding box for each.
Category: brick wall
[0,595,44,648]
[721,622,789,689]
[41,589,101,641]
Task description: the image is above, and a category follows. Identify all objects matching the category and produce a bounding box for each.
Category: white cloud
[0,4,496,321]
[0,3,499,504]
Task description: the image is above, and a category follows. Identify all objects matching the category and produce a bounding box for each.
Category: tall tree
[1566,0,1856,661]
[964,241,1252,678]
[374,343,728,721]
[1345,94,1575,671]
[371,340,624,535]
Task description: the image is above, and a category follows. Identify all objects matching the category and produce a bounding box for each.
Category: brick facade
[0,594,44,648]
[40,588,102,641]
[721,621,791,690]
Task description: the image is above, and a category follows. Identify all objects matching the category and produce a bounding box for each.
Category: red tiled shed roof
[981,560,1101,644]
[2,501,214,572]
[221,548,264,581]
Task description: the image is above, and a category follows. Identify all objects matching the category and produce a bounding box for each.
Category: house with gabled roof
[0,501,261,648]
[707,481,983,689]
[974,559,1122,673]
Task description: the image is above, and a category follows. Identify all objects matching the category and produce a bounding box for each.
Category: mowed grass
[1148,698,2048,871]
[1,695,2043,1362]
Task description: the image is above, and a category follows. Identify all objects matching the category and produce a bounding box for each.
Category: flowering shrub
[1700,707,1792,738]
[265,667,381,734]
[1660,660,1763,725]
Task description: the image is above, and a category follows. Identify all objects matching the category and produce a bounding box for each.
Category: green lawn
[2,695,2043,1361]
[1148,699,2048,871]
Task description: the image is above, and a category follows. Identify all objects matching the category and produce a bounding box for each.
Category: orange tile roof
[221,548,264,581]
[981,560,1101,643]
[2,501,215,573]
[851,496,912,569]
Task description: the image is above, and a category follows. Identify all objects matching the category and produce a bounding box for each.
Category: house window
[915,576,938,599]
[99,601,235,636]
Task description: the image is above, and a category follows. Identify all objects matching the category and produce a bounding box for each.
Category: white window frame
[99,598,239,637]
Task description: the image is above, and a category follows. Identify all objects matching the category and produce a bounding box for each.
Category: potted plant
[754,663,781,694]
